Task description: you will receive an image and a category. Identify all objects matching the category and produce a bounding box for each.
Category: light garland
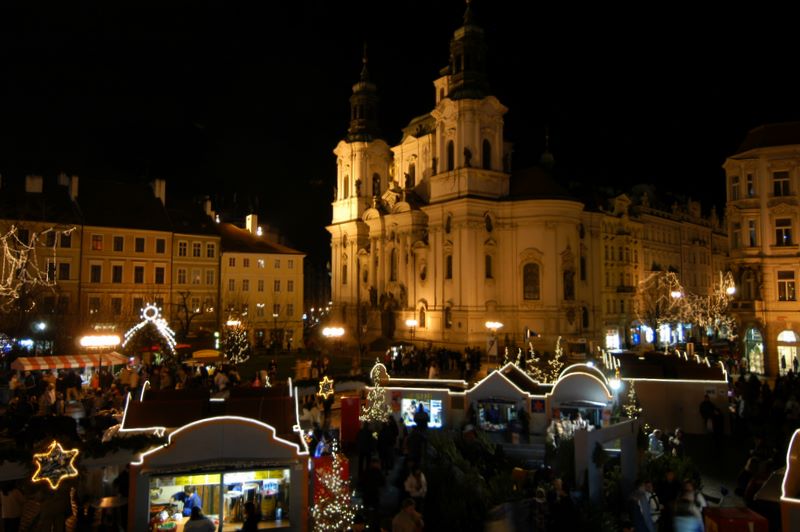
[359,362,393,425]
[622,381,643,419]
[310,450,361,532]
[1,225,75,309]
[32,440,79,489]
[122,303,177,353]
[525,336,566,383]
[223,321,250,364]
[317,376,335,399]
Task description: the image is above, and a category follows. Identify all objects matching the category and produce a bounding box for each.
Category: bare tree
[172,290,204,341]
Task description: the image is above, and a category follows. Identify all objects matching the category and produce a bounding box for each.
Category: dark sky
[1,2,798,264]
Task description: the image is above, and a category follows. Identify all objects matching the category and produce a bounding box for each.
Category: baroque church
[327,6,587,353]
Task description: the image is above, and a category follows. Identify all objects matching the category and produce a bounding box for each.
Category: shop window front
[745,328,764,374]
[778,329,799,376]
[148,469,291,530]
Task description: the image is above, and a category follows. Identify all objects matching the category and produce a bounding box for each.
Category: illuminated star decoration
[317,376,335,399]
[32,440,80,489]
[122,303,177,353]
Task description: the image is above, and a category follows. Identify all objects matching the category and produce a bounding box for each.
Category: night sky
[1,1,798,264]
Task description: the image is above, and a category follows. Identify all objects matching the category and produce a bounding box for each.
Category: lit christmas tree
[623,381,644,419]
[311,450,361,532]
[525,337,567,383]
[359,362,392,425]
[223,323,250,364]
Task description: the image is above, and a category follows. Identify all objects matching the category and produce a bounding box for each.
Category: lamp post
[405,318,418,346]
[485,321,503,365]
[322,326,345,359]
[272,312,279,351]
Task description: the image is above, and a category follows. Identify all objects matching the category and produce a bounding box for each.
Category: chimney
[150,179,166,205]
[246,214,258,235]
[203,197,215,219]
[25,175,43,193]
[69,175,79,201]
[57,173,69,187]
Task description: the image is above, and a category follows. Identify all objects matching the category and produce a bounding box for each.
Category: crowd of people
[384,344,483,380]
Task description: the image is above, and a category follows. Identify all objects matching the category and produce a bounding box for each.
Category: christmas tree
[311,451,361,531]
[623,381,644,419]
[224,324,250,364]
[359,362,392,424]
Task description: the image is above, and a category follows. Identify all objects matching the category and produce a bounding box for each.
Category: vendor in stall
[171,486,202,517]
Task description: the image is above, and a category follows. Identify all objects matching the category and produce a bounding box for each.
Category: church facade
[327,8,727,355]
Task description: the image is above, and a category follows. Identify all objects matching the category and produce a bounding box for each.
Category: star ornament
[32,440,80,489]
[317,376,335,399]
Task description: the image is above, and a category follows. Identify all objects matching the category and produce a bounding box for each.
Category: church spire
[347,44,381,142]
[446,0,489,100]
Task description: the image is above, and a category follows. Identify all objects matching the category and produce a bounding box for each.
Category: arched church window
[445,255,453,280]
[485,255,493,279]
[447,141,455,171]
[482,139,491,170]
[419,306,426,328]
[523,263,540,300]
[390,248,398,282]
[343,175,350,199]
[372,173,381,197]
[342,263,348,285]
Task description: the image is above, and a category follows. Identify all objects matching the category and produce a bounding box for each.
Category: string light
[223,320,250,364]
[524,336,567,383]
[359,362,393,425]
[122,303,177,353]
[317,376,335,399]
[32,440,79,490]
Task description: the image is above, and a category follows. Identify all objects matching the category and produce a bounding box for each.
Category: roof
[507,165,578,201]
[77,179,172,231]
[614,351,727,381]
[0,176,82,225]
[168,198,220,237]
[386,378,467,392]
[736,122,800,154]
[218,222,304,255]
[499,364,546,395]
[122,386,300,441]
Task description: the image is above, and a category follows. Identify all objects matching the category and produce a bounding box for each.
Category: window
[444,306,453,329]
[192,269,201,285]
[257,259,265,268]
[58,262,70,281]
[111,298,122,316]
[155,267,165,284]
[482,139,491,170]
[257,304,265,317]
[156,238,166,254]
[342,263,348,284]
[177,268,187,284]
[229,257,236,267]
[258,279,264,292]
[580,255,586,281]
[274,280,281,292]
[192,242,201,257]
[243,258,250,268]
[523,263,541,300]
[445,255,453,280]
[228,279,235,291]
[178,241,188,257]
[135,237,145,253]
[344,175,349,199]
[484,214,493,232]
[134,266,144,284]
[747,174,755,197]
[273,303,281,315]
[748,220,757,247]
[275,259,281,269]
[242,279,250,291]
[390,249,398,282]
[778,271,796,301]
[88,297,101,315]
[774,171,790,196]
[47,261,56,281]
[57,295,69,313]
[776,218,793,246]
[113,236,124,252]
[564,270,575,300]
[206,243,215,258]
[419,307,426,328]
[91,235,103,251]
[205,269,215,285]
[155,297,164,310]
[287,304,294,316]
[133,297,143,313]
[191,297,201,313]
[90,265,101,283]
[730,175,740,200]
[112,265,123,283]
[373,173,381,196]
[60,232,71,248]
[731,223,741,249]
[447,141,455,171]
[485,255,493,279]
[288,259,294,269]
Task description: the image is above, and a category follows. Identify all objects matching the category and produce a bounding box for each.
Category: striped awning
[11,352,129,371]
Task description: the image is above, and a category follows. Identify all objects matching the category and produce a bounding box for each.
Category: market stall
[11,352,128,371]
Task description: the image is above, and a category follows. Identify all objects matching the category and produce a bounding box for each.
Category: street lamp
[485,321,503,365]
[322,326,345,356]
[405,318,418,345]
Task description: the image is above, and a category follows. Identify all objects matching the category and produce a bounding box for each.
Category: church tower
[329,49,392,311]
[427,1,509,202]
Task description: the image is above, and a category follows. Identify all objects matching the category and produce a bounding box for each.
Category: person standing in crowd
[184,506,216,532]
[403,464,427,514]
[392,498,423,532]
[628,478,656,532]
[699,394,715,433]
